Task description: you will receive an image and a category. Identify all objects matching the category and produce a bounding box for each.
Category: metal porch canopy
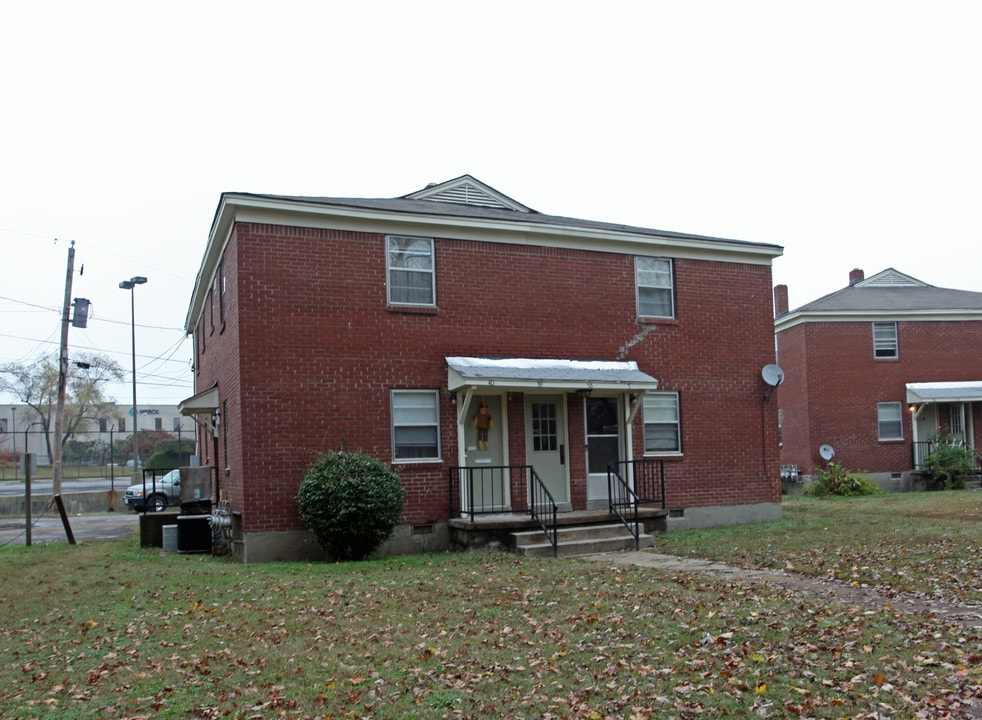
[906,381,982,404]
[446,356,660,393]
[178,384,220,436]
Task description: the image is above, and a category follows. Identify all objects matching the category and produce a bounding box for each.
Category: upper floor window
[387,236,435,306]
[635,257,674,318]
[873,322,898,358]
[218,259,227,325]
[391,390,441,462]
[643,392,681,454]
[877,402,903,440]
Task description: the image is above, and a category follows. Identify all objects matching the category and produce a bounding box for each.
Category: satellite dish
[761,364,785,387]
[761,364,785,402]
[819,444,835,461]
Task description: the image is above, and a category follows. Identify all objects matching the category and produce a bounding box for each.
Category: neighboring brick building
[181,175,784,561]
[774,268,982,487]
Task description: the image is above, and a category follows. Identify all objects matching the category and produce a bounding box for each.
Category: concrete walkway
[581,550,982,628]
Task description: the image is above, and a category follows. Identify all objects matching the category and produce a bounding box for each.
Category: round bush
[296,451,406,561]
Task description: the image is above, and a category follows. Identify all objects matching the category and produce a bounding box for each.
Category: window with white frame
[391,390,441,461]
[877,402,903,440]
[643,392,681,453]
[872,322,898,358]
[387,236,435,306]
[635,257,675,318]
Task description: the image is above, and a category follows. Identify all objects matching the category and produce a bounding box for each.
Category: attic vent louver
[425,182,513,209]
[403,175,535,213]
[856,269,929,288]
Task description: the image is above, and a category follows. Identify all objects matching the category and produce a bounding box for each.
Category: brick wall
[195,222,781,533]
[777,319,982,474]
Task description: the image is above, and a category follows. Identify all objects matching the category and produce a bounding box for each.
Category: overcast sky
[2,1,980,408]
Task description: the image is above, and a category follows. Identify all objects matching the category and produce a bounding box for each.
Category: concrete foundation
[665,502,782,531]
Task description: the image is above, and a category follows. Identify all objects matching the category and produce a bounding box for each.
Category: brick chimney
[849,268,865,286]
[773,284,789,317]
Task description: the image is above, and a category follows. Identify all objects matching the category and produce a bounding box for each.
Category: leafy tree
[146,437,196,470]
[296,450,405,561]
[0,353,124,469]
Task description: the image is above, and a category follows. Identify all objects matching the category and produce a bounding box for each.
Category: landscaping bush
[923,433,977,490]
[296,450,405,561]
[804,461,882,497]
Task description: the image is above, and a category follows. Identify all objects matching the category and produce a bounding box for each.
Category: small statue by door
[474,401,493,451]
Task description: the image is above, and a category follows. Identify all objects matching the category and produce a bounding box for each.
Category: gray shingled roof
[792,268,982,314]
[232,191,779,252]
[797,285,982,313]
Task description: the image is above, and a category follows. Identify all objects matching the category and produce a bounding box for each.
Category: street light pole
[119,276,147,483]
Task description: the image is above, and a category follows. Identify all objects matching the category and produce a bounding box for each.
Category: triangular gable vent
[855,268,930,288]
[403,175,534,213]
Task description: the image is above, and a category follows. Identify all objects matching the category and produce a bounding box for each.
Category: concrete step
[512,522,644,546]
[513,523,654,558]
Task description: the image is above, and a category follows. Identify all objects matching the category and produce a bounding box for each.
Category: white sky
[2,1,980,407]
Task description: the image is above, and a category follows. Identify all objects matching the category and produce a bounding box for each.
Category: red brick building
[181,176,784,561]
[774,268,982,488]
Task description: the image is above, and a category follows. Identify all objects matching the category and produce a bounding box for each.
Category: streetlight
[119,276,147,482]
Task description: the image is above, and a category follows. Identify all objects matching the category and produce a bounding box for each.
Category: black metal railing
[449,464,530,517]
[528,468,558,557]
[607,463,642,550]
[607,458,667,506]
[606,458,666,550]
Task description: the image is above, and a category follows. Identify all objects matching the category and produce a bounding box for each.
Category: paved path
[582,551,982,628]
[0,510,138,547]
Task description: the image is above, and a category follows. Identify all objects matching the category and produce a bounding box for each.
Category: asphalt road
[0,477,131,496]
[0,510,139,546]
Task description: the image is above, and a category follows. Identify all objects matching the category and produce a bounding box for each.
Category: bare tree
[1,353,125,474]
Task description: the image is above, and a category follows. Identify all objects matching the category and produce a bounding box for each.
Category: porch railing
[449,464,532,516]
[607,464,642,550]
[528,468,558,557]
[449,464,558,556]
[606,458,666,549]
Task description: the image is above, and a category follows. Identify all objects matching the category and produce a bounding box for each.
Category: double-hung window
[387,236,435,306]
[873,322,898,358]
[877,402,903,440]
[643,392,681,453]
[391,390,441,461]
[635,257,674,318]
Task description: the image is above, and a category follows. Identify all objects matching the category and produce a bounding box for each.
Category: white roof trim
[447,356,659,392]
[906,381,982,404]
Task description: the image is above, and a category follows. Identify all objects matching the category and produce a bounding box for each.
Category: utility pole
[53,241,76,497]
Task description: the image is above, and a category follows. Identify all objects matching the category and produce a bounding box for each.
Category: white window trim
[635,256,675,319]
[386,235,436,307]
[877,401,904,441]
[872,322,898,359]
[642,391,682,455]
[391,389,442,463]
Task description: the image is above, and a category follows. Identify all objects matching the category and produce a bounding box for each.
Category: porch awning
[906,381,982,404]
[446,356,659,392]
[178,384,219,416]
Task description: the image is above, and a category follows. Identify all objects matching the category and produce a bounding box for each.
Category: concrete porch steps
[513,522,654,558]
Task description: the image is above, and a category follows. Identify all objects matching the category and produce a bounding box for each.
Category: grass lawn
[0,493,979,719]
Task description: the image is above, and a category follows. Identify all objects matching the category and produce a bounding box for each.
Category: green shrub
[296,450,406,561]
[805,461,882,497]
[923,435,976,490]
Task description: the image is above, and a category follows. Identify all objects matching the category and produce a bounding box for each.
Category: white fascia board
[775,308,982,332]
[188,194,781,330]
[232,195,781,263]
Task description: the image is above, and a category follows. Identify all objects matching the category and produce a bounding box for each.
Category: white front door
[525,395,570,508]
